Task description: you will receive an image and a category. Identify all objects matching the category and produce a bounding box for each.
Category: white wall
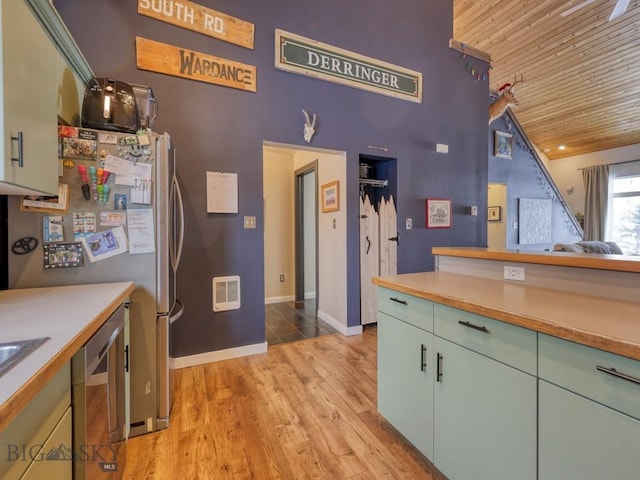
[294,150,348,331]
[487,183,507,249]
[263,148,295,303]
[546,143,640,215]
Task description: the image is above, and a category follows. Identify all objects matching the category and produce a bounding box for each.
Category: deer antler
[508,74,526,94]
[489,74,527,124]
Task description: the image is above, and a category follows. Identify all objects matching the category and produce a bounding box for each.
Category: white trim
[170,342,268,369]
[87,372,107,387]
[265,295,295,304]
[25,0,94,84]
[317,309,363,336]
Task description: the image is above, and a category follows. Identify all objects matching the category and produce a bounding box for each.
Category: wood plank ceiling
[454,0,640,160]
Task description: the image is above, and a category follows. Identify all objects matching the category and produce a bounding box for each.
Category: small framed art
[321,180,340,213]
[494,130,513,159]
[488,206,502,221]
[426,198,451,228]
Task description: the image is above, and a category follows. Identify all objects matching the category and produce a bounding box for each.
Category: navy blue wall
[489,113,582,250]
[55,0,489,356]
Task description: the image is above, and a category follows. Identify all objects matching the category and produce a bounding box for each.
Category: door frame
[294,161,318,308]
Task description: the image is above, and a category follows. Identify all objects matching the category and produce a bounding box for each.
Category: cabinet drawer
[539,334,640,420]
[377,288,433,332]
[434,304,537,375]
[0,363,70,480]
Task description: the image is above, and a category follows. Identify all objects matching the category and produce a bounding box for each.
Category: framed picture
[426,198,451,228]
[43,242,84,269]
[488,206,502,221]
[321,180,340,213]
[494,130,513,159]
[20,184,69,214]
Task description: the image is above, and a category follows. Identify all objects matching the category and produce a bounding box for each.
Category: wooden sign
[275,30,422,103]
[137,0,254,49]
[136,37,257,92]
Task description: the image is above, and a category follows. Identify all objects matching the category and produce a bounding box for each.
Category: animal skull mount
[488,75,526,125]
[302,110,317,143]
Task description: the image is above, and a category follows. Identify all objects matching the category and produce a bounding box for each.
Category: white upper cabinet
[0,0,92,195]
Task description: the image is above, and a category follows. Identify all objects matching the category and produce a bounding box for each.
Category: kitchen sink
[0,337,50,378]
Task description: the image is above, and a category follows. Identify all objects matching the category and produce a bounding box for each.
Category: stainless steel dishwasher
[72,302,128,480]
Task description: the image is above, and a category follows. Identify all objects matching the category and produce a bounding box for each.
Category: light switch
[244,216,256,229]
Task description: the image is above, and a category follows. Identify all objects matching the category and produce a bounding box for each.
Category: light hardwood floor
[123,326,443,479]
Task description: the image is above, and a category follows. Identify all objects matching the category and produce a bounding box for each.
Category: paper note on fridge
[104,154,152,185]
[127,209,155,254]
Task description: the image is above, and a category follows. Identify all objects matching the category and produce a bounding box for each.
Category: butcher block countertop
[432,246,640,273]
[373,272,640,361]
[0,282,134,433]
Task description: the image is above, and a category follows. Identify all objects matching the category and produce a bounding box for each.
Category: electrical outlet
[280,275,285,282]
[405,218,413,230]
[504,266,525,281]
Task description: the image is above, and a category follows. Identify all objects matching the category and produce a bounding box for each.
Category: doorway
[488,183,507,249]
[262,142,348,343]
[294,163,317,307]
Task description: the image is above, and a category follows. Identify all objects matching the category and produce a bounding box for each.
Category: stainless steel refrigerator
[7,127,184,438]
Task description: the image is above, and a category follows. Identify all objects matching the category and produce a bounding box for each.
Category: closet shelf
[358,178,388,188]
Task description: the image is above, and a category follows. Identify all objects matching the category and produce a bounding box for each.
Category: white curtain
[582,164,610,241]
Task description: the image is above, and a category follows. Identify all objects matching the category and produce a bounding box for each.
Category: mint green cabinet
[20,407,72,480]
[0,363,71,480]
[539,380,640,480]
[1,0,58,195]
[378,312,434,458]
[433,336,537,480]
[377,284,640,479]
[539,334,640,479]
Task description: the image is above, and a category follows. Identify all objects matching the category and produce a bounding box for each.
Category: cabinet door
[2,0,58,194]
[19,407,72,480]
[378,312,434,458]
[539,380,640,480]
[433,337,536,480]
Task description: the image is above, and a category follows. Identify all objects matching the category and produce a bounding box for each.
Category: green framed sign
[275,29,422,103]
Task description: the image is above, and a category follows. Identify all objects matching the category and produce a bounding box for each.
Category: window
[609,173,640,254]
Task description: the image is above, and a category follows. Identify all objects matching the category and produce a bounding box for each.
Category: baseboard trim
[317,309,363,336]
[171,342,268,369]
[265,295,295,304]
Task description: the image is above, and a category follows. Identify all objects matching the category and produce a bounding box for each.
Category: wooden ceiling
[454,0,640,160]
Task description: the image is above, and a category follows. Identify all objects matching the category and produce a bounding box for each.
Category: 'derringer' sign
[275,29,422,103]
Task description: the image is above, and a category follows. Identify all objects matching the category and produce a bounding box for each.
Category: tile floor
[265,300,339,345]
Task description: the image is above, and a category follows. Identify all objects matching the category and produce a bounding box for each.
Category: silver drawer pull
[390,297,408,306]
[596,366,640,386]
[458,320,490,334]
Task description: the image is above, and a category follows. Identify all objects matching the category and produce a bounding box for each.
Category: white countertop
[0,282,134,432]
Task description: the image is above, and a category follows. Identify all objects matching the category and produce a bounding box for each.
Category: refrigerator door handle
[170,174,185,272]
[169,299,184,324]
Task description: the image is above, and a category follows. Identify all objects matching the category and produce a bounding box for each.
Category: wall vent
[212,275,241,312]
